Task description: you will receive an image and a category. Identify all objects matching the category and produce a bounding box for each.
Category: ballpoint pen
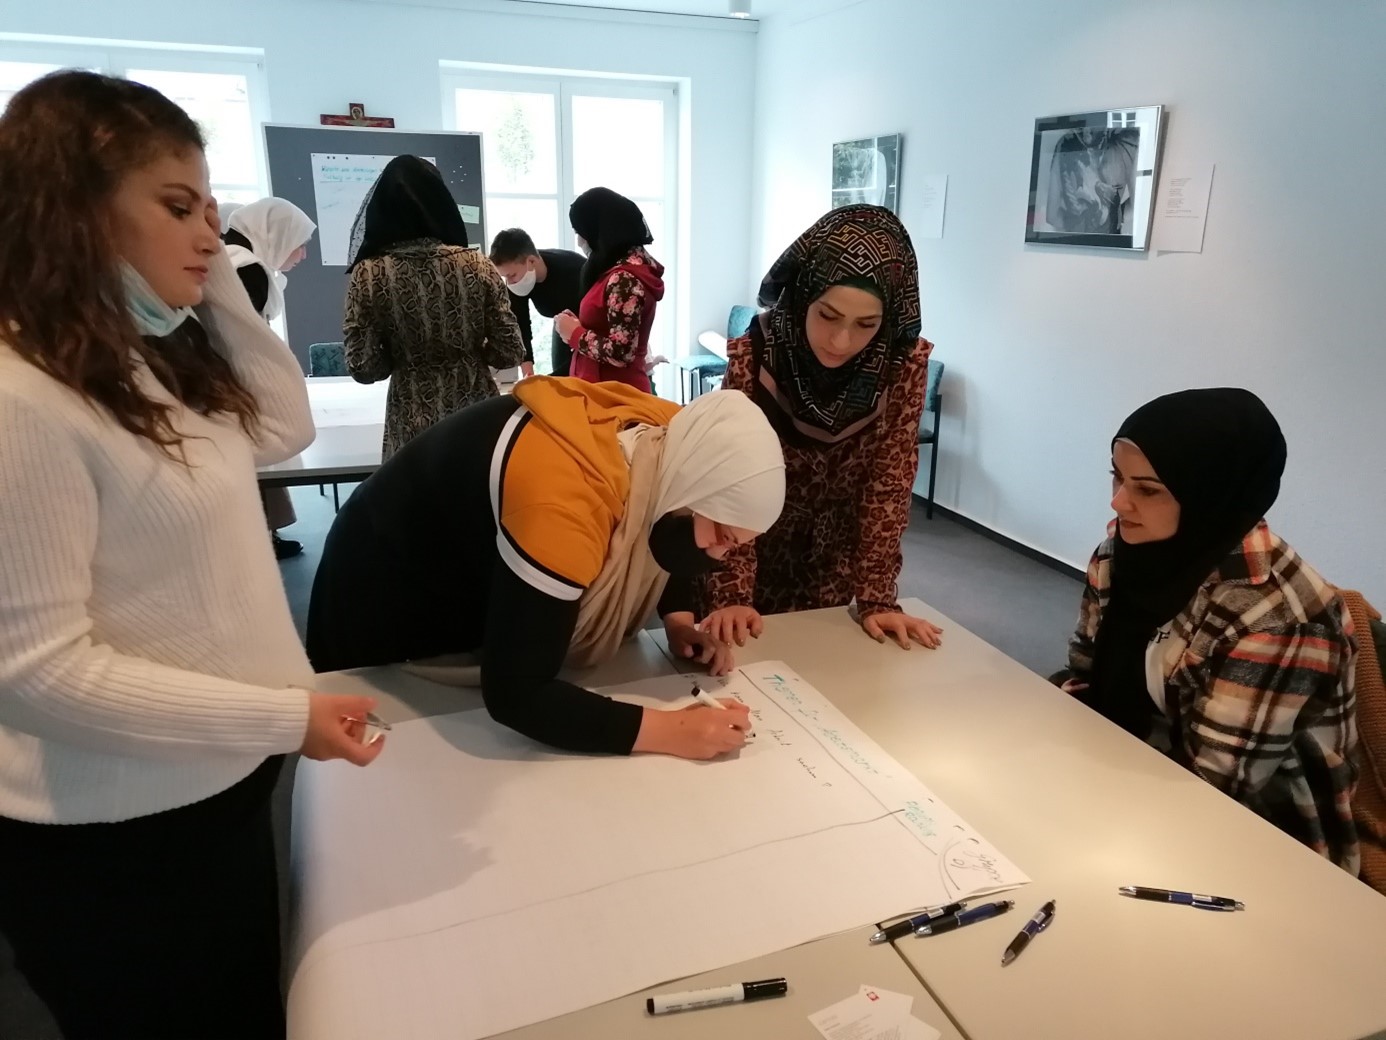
[1001,899,1055,966]
[914,899,1013,936]
[868,902,967,944]
[1118,885,1245,911]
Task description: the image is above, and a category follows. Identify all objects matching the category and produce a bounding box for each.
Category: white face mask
[510,267,538,297]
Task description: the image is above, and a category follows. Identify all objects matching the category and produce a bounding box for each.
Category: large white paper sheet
[288,663,1026,1039]
[311,153,436,266]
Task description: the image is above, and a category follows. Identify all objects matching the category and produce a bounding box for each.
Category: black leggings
[0,757,286,1040]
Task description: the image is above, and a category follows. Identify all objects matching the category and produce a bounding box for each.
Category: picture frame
[832,134,902,214]
[1025,106,1164,250]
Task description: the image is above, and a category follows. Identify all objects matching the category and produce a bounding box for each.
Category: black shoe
[272,533,303,561]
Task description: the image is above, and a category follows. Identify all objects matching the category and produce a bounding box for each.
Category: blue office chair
[677,307,751,402]
[306,342,348,502]
[917,358,944,519]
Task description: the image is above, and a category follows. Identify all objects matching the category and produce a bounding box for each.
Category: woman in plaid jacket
[1061,388,1359,874]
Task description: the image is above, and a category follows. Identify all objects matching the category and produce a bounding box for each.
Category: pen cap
[743,979,788,1001]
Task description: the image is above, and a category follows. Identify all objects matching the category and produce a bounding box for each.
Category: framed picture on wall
[832,134,902,214]
[1025,106,1165,250]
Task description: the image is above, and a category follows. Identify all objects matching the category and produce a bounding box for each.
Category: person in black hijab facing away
[1058,388,1359,873]
[343,156,524,457]
[553,186,664,393]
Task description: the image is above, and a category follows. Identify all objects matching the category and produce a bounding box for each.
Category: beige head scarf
[404,389,784,684]
[567,389,785,666]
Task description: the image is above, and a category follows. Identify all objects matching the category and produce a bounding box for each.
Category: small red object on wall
[320,103,395,128]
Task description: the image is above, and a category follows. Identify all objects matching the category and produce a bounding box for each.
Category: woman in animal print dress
[344,155,525,458]
[697,206,944,654]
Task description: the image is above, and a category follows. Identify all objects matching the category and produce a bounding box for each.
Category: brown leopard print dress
[343,239,526,459]
[701,332,931,620]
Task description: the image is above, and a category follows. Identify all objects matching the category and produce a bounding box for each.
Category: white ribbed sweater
[0,252,316,824]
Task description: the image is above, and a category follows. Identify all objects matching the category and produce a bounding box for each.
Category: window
[0,59,64,111]
[444,72,678,377]
[0,43,269,204]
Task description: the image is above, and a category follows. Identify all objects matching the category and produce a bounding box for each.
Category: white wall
[751,0,1386,603]
[1,0,757,358]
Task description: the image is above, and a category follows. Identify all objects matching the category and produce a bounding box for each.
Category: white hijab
[225,197,316,320]
[217,201,243,234]
[636,389,786,534]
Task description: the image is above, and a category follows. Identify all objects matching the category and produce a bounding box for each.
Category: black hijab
[347,155,469,270]
[1083,388,1287,737]
[569,187,653,293]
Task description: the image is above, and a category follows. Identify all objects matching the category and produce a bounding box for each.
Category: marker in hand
[692,685,754,738]
[691,686,727,711]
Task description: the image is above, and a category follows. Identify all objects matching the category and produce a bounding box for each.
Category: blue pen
[914,899,1014,936]
[868,902,967,944]
[1001,899,1056,965]
[1119,885,1245,911]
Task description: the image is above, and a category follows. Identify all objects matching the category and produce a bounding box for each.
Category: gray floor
[276,486,1082,677]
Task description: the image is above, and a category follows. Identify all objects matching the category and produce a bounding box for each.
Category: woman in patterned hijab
[697,205,944,652]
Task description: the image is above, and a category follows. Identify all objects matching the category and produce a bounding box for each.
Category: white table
[257,377,385,489]
[297,602,1386,1040]
[693,600,1386,1040]
[302,630,963,1040]
[256,376,519,490]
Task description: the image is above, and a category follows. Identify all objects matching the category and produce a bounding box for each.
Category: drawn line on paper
[294,808,919,977]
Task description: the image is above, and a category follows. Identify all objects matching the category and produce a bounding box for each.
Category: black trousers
[0,757,287,1040]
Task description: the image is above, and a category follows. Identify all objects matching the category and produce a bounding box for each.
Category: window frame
[0,39,271,200]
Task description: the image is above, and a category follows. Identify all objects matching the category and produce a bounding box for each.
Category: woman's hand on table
[632,701,752,760]
[700,606,764,648]
[665,615,735,676]
[301,692,387,766]
[861,611,943,650]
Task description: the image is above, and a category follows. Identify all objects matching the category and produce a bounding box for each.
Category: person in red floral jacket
[554,187,664,394]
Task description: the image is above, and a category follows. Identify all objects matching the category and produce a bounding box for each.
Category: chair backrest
[1338,588,1386,895]
[309,341,347,377]
[727,305,757,340]
[925,358,944,414]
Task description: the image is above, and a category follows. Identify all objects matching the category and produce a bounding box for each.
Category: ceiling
[504,0,797,18]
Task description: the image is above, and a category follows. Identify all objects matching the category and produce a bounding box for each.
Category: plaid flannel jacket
[1068,521,1360,874]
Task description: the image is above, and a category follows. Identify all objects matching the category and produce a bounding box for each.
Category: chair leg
[926,428,940,520]
[318,484,326,497]
[332,484,340,512]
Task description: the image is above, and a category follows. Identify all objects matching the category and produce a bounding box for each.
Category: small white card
[809,986,941,1040]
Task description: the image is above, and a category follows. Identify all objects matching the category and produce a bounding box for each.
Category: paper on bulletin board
[458,204,481,224]
[1153,164,1215,253]
[916,174,948,239]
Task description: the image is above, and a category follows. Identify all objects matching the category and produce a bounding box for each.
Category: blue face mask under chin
[120,262,196,338]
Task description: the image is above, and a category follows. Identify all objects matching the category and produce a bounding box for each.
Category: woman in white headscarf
[222,197,318,559]
[306,377,786,760]
[223,197,316,322]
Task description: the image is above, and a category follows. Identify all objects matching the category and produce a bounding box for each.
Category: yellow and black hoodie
[306,378,680,754]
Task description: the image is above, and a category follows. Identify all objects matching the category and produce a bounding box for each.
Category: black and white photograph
[1025,106,1164,249]
[832,133,902,213]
